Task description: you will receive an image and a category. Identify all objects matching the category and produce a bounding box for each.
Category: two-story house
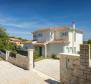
[32,24,83,58]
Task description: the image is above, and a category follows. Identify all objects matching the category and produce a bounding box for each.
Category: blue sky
[0,0,91,40]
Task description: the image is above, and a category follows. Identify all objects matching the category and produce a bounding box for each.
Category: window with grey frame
[38,33,42,37]
[60,32,68,37]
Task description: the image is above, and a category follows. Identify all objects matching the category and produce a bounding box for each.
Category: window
[33,34,36,38]
[50,32,53,38]
[66,47,70,53]
[60,32,68,37]
[66,47,72,53]
[38,33,42,37]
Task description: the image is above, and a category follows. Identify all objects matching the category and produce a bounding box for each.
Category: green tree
[83,40,91,44]
[87,40,91,44]
[0,27,15,51]
[0,27,9,50]
[83,41,87,44]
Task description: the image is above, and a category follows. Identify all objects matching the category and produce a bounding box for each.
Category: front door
[39,47,42,56]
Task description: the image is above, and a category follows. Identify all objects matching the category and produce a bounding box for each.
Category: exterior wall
[67,31,83,54]
[41,44,64,57]
[33,31,51,42]
[75,33,83,52]
[33,31,69,42]
[54,31,68,40]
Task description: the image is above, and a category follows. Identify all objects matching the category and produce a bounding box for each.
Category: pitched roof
[32,27,83,34]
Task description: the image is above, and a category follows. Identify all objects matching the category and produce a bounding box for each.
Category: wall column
[44,44,47,58]
[28,49,34,70]
[6,51,10,60]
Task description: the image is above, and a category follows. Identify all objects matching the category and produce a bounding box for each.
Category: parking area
[35,59,60,81]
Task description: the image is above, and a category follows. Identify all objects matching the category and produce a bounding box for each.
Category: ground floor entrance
[39,47,42,56]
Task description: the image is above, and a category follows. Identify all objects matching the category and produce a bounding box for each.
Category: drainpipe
[72,22,76,54]
[44,30,55,58]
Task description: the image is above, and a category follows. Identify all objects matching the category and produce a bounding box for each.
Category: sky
[0,0,91,40]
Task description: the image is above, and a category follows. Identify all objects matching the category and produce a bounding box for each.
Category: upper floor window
[33,33,43,38]
[38,33,42,37]
[60,32,68,37]
[50,32,53,38]
[33,34,36,38]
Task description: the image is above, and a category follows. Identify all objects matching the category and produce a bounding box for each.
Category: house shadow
[45,79,60,84]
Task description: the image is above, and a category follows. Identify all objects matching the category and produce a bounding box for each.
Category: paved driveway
[35,59,60,81]
[0,61,59,84]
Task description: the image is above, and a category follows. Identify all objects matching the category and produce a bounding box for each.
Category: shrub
[10,52,17,58]
[51,54,58,59]
[33,47,42,60]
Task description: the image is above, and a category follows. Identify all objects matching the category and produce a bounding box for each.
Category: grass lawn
[0,57,3,61]
[34,57,44,62]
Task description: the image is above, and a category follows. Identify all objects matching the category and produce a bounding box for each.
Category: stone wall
[59,44,91,84]
[59,53,80,84]
[80,44,91,84]
[6,49,34,70]
[7,54,29,69]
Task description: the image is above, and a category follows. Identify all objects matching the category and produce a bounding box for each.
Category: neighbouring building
[9,37,24,47]
[32,24,83,58]
[23,41,33,50]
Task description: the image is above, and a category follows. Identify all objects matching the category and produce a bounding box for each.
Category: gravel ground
[35,59,60,81]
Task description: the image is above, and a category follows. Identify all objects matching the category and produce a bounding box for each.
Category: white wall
[33,32,51,42]
[54,31,68,40]
[42,44,64,56]
[75,33,83,52]
[33,29,83,56]
[66,31,83,54]
[33,31,69,42]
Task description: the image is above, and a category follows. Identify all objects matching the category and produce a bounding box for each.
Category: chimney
[72,21,76,54]
[72,21,76,29]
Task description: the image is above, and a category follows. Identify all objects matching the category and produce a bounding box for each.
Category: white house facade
[32,25,83,58]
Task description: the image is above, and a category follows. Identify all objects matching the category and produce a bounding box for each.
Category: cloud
[0,16,41,29]
[0,15,67,32]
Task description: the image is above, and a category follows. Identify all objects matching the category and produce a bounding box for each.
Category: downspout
[72,22,76,54]
[44,29,55,58]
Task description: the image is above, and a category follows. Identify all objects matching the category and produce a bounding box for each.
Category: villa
[32,24,83,58]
